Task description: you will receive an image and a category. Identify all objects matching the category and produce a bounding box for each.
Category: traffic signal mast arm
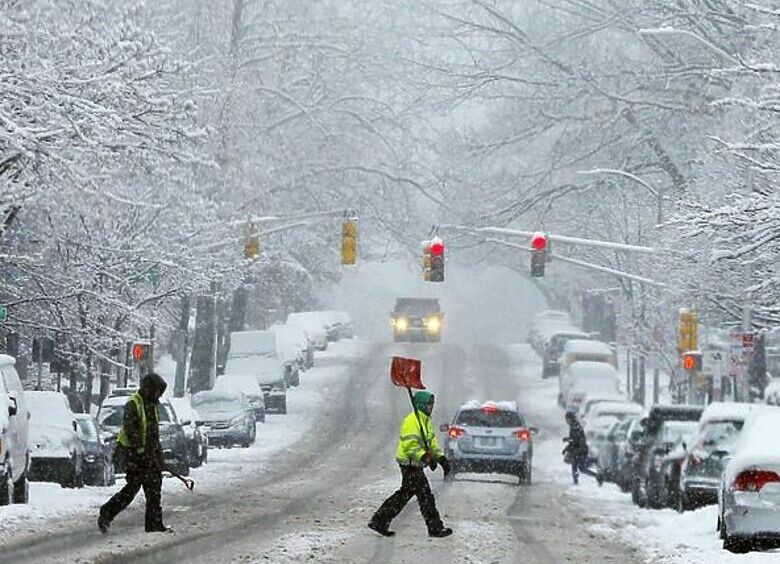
[483,237,666,287]
[477,227,660,255]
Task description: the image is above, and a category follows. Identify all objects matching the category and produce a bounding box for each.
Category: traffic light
[429,237,445,282]
[243,222,260,260]
[132,341,151,363]
[678,309,699,353]
[422,241,432,281]
[530,232,547,277]
[682,351,702,372]
[341,218,358,266]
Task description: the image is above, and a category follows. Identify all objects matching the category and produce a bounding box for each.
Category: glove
[438,456,451,476]
[423,451,437,471]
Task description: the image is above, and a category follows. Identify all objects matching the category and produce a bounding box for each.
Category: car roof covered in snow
[564,339,612,355]
[229,330,277,358]
[700,401,760,424]
[567,361,619,379]
[590,402,644,417]
[215,373,262,393]
[724,406,780,486]
[27,391,74,432]
[534,309,571,322]
[458,400,519,413]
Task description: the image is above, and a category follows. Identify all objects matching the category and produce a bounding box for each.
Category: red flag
[391,356,424,389]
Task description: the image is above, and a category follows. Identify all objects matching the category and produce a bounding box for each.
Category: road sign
[742,332,755,352]
[0,307,6,322]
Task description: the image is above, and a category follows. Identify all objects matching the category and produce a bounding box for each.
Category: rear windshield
[699,420,743,451]
[456,409,524,428]
[395,300,440,314]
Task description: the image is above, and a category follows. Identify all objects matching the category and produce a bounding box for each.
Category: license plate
[478,437,500,447]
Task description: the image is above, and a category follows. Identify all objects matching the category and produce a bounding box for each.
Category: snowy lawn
[0,339,366,541]
[505,344,780,563]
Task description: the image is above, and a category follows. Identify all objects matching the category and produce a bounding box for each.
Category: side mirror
[529,426,540,436]
[711,449,730,460]
[439,423,449,432]
[72,420,78,432]
[8,396,18,417]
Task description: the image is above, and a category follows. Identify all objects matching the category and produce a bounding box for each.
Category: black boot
[97,512,110,534]
[368,520,396,537]
[429,526,453,538]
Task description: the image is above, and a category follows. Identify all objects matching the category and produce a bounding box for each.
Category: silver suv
[441,401,537,485]
[0,354,30,504]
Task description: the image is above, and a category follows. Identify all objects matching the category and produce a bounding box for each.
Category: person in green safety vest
[98,373,170,533]
[368,390,453,538]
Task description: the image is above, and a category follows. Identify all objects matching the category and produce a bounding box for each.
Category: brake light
[515,428,531,442]
[448,426,465,439]
[481,404,498,414]
[733,470,780,492]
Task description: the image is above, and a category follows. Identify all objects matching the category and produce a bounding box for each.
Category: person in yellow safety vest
[98,373,170,534]
[368,390,453,538]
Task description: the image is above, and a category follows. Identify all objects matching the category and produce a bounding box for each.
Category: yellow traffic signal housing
[678,309,699,353]
[243,222,260,259]
[341,220,358,265]
[422,241,432,281]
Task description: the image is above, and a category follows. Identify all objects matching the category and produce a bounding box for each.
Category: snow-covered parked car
[561,339,616,372]
[559,361,621,410]
[226,330,288,414]
[192,390,256,448]
[74,414,115,486]
[541,330,591,378]
[26,391,84,488]
[98,394,190,475]
[215,373,266,422]
[678,402,757,512]
[320,310,354,340]
[441,401,537,485]
[719,406,780,553]
[286,312,328,351]
[528,310,576,353]
[169,398,208,468]
[271,324,313,371]
[0,354,31,504]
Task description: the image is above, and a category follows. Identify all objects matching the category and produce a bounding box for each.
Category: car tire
[11,470,28,504]
[291,370,300,387]
[0,462,12,506]
[723,532,750,554]
[518,464,532,485]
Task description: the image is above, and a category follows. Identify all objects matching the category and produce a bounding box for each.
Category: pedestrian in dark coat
[98,373,171,533]
[563,411,602,486]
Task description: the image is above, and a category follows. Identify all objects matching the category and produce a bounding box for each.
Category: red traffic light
[429,237,445,257]
[132,343,149,361]
[531,232,548,251]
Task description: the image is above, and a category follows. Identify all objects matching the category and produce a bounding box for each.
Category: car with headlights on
[391,298,443,343]
[192,390,256,448]
[441,401,537,484]
[74,414,115,486]
[719,407,780,553]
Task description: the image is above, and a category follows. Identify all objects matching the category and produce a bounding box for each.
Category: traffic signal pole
[482,237,666,287]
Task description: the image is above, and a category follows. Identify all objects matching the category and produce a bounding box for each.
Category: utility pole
[173,294,190,398]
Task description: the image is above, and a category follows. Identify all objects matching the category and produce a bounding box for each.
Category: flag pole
[407,386,430,453]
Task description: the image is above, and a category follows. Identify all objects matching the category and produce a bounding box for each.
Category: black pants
[370,465,444,533]
[101,461,163,530]
[571,454,598,484]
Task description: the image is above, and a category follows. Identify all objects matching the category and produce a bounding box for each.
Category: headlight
[425,317,441,333]
[395,318,409,332]
[85,454,97,463]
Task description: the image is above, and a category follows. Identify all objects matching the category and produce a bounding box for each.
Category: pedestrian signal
[132,342,150,362]
[682,351,701,372]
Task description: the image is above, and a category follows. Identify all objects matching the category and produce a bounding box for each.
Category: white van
[559,361,621,410]
[226,331,287,414]
[0,354,30,504]
[562,339,616,371]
